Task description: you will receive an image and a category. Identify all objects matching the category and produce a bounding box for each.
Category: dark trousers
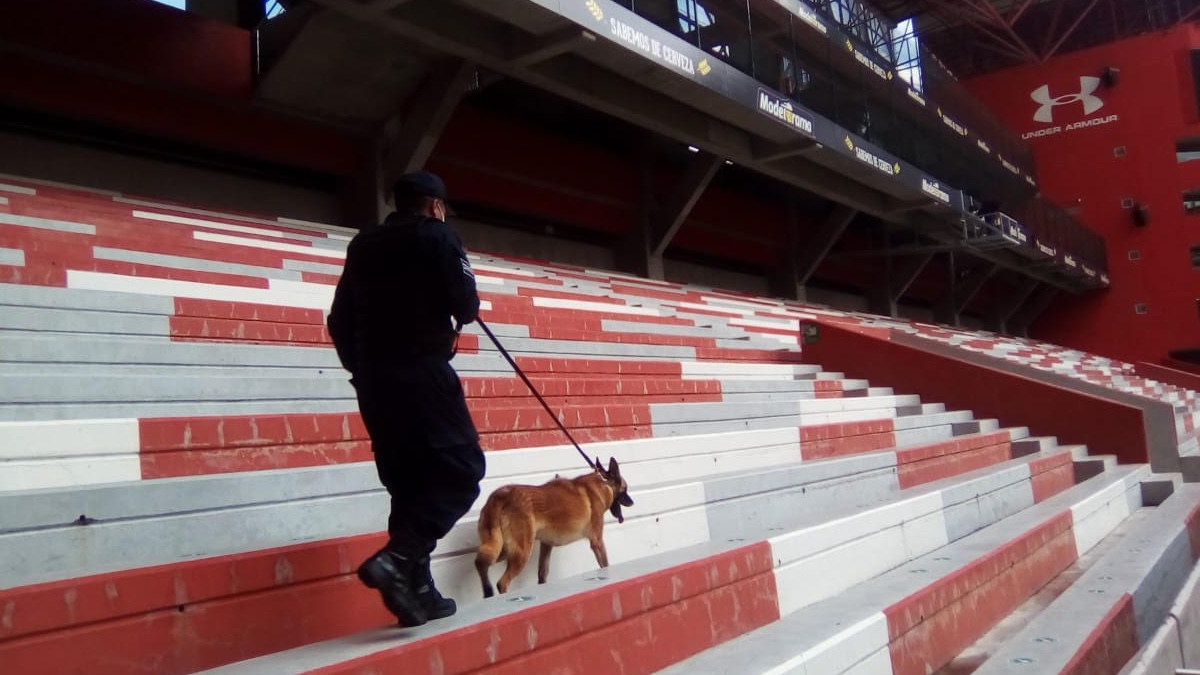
[352,356,486,555]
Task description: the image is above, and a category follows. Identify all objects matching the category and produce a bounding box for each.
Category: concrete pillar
[934,258,996,327]
[379,58,476,184]
[340,139,389,228]
[769,200,804,301]
[1008,285,1058,337]
[619,150,720,281]
[187,0,264,28]
[987,278,1040,334]
[868,251,934,318]
[772,203,856,302]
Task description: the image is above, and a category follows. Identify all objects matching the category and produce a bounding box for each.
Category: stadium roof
[869,0,1198,78]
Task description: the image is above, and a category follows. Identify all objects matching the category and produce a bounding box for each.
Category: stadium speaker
[1132,202,1149,227]
[1101,67,1120,87]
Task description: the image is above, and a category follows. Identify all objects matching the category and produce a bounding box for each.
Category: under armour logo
[1031,77,1104,123]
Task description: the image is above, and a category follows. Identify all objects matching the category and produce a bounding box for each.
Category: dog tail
[475,490,508,599]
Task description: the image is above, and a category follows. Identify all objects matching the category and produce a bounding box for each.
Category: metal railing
[615,0,1036,196]
[612,0,1107,279]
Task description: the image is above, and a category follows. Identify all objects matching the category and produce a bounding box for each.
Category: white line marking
[193,230,345,259]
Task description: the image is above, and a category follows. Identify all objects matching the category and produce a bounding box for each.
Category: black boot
[413,555,456,620]
[357,549,428,627]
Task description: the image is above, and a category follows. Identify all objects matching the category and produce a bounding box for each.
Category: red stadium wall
[965,23,1200,364]
[428,105,801,274]
[802,320,1154,466]
[0,0,972,309]
[427,103,970,303]
[0,0,362,175]
[0,0,251,98]
[0,0,827,279]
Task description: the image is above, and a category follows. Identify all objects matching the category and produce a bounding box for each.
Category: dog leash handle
[476,318,598,472]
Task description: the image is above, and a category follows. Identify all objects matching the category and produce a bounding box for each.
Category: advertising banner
[526,0,1088,276]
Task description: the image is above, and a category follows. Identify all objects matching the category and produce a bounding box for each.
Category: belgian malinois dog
[475,457,634,597]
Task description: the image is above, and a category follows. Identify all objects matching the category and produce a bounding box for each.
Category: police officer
[327,171,485,627]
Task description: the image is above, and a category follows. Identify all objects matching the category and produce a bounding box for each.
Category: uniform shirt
[327,212,480,375]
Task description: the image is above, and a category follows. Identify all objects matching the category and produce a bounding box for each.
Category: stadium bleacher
[865,319,1200,462]
[1,175,1198,675]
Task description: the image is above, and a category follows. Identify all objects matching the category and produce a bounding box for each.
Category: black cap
[393,171,447,201]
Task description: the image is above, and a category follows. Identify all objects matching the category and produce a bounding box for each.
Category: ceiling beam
[989,277,1039,333]
[1042,0,1103,60]
[649,151,723,257]
[934,257,997,325]
[1039,0,1069,58]
[921,0,1039,62]
[869,249,935,316]
[1006,0,1039,26]
[306,0,899,219]
[1108,0,1120,43]
[751,138,821,163]
[885,197,939,216]
[953,261,997,314]
[958,0,1041,60]
[365,0,417,13]
[306,0,1087,293]
[508,26,597,67]
[891,251,935,302]
[1008,285,1058,336]
[795,204,857,286]
[380,58,475,180]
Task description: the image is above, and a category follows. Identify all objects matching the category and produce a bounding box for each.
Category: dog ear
[608,457,620,478]
[594,456,609,479]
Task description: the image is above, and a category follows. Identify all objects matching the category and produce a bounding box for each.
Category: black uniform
[328,211,486,558]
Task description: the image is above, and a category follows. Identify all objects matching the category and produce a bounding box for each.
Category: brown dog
[475,457,634,597]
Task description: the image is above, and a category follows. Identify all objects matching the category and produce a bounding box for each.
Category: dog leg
[475,522,505,599]
[588,535,610,568]
[496,519,534,595]
[537,542,553,584]
[475,551,497,598]
[496,547,530,595]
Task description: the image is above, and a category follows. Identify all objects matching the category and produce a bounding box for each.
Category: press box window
[1186,189,1200,215]
[1181,137,1200,163]
[1193,50,1200,122]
